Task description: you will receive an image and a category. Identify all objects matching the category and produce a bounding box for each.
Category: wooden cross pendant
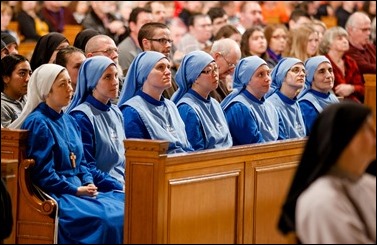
[70,152,76,168]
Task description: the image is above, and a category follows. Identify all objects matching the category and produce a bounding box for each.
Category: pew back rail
[124,138,305,244]
[2,128,305,244]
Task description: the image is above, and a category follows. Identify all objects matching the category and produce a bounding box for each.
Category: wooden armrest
[285,232,300,244]
[19,159,56,215]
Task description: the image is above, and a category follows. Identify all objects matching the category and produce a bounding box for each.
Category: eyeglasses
[356,27,371,32]
[147,38,173,45]
[201,66,218,75]
[219,53,236,69]
[289,67,306,75]
[91,47,119,55]
[271,35,288,40]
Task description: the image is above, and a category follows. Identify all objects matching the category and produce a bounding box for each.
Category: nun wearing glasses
[265,57,307,139]
[172,50,232,150]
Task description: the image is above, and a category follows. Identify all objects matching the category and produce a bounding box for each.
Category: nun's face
[46,70,73,112]
[195,62,219,94]
[248,64,271,100]
[93,64,119,104]
[285,63,305,90]
[312,62,334,93]
[145,58,171,91]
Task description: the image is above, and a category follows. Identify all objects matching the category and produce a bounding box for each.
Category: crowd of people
[1,1,376,244]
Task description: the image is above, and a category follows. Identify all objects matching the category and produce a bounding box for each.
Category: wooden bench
[320,16,337,28]
[2,127,305,244]
[363,73,376,122]
[7,21,19,34]
[123,138,306,244]
[1,128,57,244]
[18,41,37,60]
[62,24,83,45]
[1,158,18,243]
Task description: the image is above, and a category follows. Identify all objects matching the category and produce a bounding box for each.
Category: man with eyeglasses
[209,38,241,102]
[137,22,178,99]
[85,34,124,104]
[345,11,376,75]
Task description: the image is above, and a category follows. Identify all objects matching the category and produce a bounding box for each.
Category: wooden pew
[62,24,83,45]
[320,16,337,28]
[1,128,57,244]
[7,21,19,34]
[1,159,18,244]
[6,21,25,42]
[363,73,376,122]
[265,16,281,25]
[124,138,306,244]
[2,127,304,244]
[18,41,37,60]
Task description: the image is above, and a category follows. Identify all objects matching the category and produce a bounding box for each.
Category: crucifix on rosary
[70,152,76,168]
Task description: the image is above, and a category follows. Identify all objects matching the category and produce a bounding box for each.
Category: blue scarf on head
[297,56,331,98]
[269,57,303,94]
[221,55,267,110]
[172,50,214,103]
[117,51,166,107]
[65,56,115,112]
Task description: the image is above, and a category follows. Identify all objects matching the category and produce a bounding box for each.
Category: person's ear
[3,75,11,85]
[142,38,150,51]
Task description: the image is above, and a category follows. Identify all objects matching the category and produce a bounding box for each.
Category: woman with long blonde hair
[286,24,320,61]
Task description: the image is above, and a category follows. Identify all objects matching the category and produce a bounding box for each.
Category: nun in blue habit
[171,50,232,150]
[66,56,126,187]
[117,51,193,154]
[265,57,307,139]
[298,56,339,135]
[8,64,124,244]
[220,55,284,145]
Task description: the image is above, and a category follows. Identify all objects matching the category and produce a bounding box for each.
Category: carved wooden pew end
[1,128,57,244]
